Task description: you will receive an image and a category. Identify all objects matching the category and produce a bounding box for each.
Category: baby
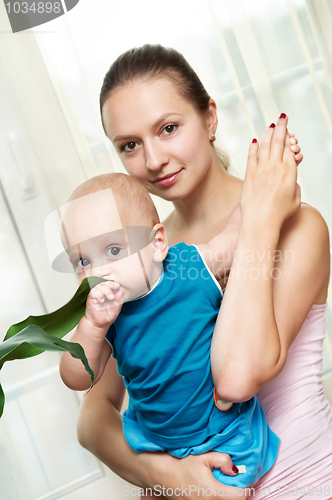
[59,173,279,488]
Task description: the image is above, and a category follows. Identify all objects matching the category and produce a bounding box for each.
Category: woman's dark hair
[100,44,229,170]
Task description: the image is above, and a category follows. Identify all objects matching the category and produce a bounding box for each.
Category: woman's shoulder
[278,202,330,302]
[281,202,329,243]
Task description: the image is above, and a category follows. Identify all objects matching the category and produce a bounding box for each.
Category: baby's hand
[85,281,123,329]
[288,131,303,166]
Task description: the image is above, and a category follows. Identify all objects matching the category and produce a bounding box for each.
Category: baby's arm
[59,281,122,391]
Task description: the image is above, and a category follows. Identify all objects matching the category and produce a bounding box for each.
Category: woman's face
[102,77,217,201]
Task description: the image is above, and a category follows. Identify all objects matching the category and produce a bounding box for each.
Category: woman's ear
[206,98,218,138]
[152,223,168,262]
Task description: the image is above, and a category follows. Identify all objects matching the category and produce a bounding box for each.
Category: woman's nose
[144,141,169,171]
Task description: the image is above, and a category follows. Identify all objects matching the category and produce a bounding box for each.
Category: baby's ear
[152,224,168,262]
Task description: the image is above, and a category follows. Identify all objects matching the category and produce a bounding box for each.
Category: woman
[77,45,331,499]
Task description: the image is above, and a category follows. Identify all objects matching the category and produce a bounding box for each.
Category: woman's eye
[107,246,122,257]
[122,142,137,152]
[162,124,178,135]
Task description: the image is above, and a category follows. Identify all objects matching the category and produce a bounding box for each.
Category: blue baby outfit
[106,243,279,487]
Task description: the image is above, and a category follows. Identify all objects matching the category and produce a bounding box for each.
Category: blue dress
[106,243,279,487]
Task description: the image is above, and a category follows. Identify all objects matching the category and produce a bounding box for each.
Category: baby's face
[61,191,157,302]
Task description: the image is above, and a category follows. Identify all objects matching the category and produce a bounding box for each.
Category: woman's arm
[77,356,146,483]
[77,357,247,499]
[211,116,330,402]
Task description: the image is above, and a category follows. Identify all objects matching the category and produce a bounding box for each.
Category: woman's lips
[153,169,183,187]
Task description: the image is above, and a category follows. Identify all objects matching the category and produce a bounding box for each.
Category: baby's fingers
[289,132,300,152]
[90,287,105,303]
[90,282,119,303]
[290,137,303,166]
[103,280,121,295]
[288,131,303,166]
[294,152,303,166]
[103,281,122,304]
[291,144,300,154]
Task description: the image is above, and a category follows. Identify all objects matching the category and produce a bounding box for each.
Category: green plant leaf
[0,276,106,418]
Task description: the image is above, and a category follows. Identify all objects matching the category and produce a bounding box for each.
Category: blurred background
[0,0,332,498]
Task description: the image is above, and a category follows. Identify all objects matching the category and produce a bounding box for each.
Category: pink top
[255,303,332,499]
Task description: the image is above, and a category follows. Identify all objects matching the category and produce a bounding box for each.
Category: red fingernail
[279,113,287,119]
[270,123,276,128]
[252,138,257,143]
[232,465,239,473]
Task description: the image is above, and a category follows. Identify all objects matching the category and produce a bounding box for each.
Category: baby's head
[60,173,168,301]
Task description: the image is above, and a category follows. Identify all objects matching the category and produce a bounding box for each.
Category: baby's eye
[106,246,122,257]
[75,258,90,272]
[121,141,137,153]
[162,124,178,135]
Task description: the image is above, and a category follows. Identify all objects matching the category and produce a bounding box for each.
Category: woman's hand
[145,451,249,499]
[225,125,301,231]
[241,113,301,231]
